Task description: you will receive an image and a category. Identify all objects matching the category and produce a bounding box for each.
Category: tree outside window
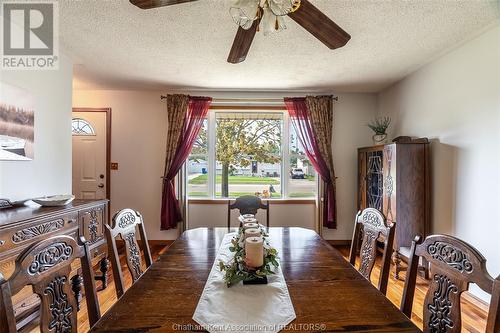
[187,111,316,199]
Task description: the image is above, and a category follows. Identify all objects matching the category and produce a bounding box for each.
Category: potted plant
[368,117,391,144]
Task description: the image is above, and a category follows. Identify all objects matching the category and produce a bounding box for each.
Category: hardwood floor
[28,242,489,332]
[78,243,171,332]
[24,243,170,333]
[335,245,490,333]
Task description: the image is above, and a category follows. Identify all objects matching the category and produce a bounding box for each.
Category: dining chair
[349,208,395,295]
[0,235,100,333]
[400,234,500,333]
[105,208,153,298]
[227,195,270,230]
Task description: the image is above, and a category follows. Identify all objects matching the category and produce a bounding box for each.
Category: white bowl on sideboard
[31,195,75,207]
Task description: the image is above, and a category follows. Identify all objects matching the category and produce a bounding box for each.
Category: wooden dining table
[89,227,420,332]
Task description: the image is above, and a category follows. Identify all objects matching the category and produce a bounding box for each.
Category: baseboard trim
[115,239,174,249]
[463,291,490,310]
[327,240,351,247]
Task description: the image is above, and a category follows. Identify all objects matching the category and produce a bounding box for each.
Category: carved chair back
[227,195,270,229]
[0,235,100,333]
[105,209,153,298]
[349,208,395,295]
[401,234,500,333]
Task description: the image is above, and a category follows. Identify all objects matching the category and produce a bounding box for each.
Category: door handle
[98,183,104,188]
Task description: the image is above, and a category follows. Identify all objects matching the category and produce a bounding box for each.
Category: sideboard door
[79,204,106,246]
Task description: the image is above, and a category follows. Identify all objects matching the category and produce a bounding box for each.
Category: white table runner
[193,232,296,333]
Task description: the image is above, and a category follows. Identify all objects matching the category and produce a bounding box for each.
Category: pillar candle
[245,236,264,268]
[239,214,256,225]
[243,217,258,224]
[244,228,261,239]
[243,222,259,230]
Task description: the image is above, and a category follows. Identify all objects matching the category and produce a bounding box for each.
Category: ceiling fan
[129,0,351,64]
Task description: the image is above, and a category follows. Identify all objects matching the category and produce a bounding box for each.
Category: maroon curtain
[284,97,337,228]
[161,96,212,230]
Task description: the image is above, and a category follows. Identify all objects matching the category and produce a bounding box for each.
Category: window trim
[188,108,318,200]
[188,198,316,205]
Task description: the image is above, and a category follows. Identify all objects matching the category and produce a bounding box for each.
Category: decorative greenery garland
[219,226,279,287]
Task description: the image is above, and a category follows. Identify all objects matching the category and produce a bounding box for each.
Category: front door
[72,112,107,200]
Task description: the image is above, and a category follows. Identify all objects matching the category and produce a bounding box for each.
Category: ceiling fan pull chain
[256,7,262,32]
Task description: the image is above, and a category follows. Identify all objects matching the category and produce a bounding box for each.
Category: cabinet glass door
[366,151,384,211]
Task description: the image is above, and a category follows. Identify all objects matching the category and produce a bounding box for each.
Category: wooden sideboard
[0,199,109,329]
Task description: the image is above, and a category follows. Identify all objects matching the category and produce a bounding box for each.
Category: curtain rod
[159,96,339,102]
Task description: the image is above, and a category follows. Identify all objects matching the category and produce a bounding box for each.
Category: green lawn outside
[189,174,280,185]
[303,175,315,181]
[288,192,315,198]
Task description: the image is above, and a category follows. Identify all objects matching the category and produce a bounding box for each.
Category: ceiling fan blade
[129,0,198,9]
[227,16,262,64]
[288,0,351,49]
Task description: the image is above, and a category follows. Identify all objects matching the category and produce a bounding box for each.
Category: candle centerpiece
[219,216,279,287]
[238,214,255,226]
[243,222,259,230]
[244,228,261,239]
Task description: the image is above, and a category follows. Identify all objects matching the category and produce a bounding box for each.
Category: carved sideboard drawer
[0,228,79,279]
[0,213,78,260]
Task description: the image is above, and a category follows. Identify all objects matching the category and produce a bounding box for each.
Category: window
[187,110,317,199]
[289,125,317,197]
[187,119,208,197]
[71,118,95,135]
[215,112,282,198]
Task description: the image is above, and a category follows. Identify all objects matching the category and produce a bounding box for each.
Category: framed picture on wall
[0,82,35,161]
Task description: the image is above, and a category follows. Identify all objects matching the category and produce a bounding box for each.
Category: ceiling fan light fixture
[131,0,351,64]
[268,0,300,16]
[260,6,286,35]
[231,0,295,33]
[230,0,260,30]
[229,7,255,30]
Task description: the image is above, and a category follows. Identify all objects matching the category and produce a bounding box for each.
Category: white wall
[73,90,377,240]
[0,54,73,200]
[378,24,500,300]
[72,90,177,240]
[188,202,316,230]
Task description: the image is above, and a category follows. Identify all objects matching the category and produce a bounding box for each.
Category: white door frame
[72,107,112,200]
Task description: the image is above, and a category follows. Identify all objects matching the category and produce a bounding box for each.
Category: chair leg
[94,257,109,290]
[71,274,83,311]
[393,251,402,280]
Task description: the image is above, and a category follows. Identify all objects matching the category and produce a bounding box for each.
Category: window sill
[188,198,316,205]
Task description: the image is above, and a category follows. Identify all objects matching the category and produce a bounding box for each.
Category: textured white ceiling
[61,0,500,92]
